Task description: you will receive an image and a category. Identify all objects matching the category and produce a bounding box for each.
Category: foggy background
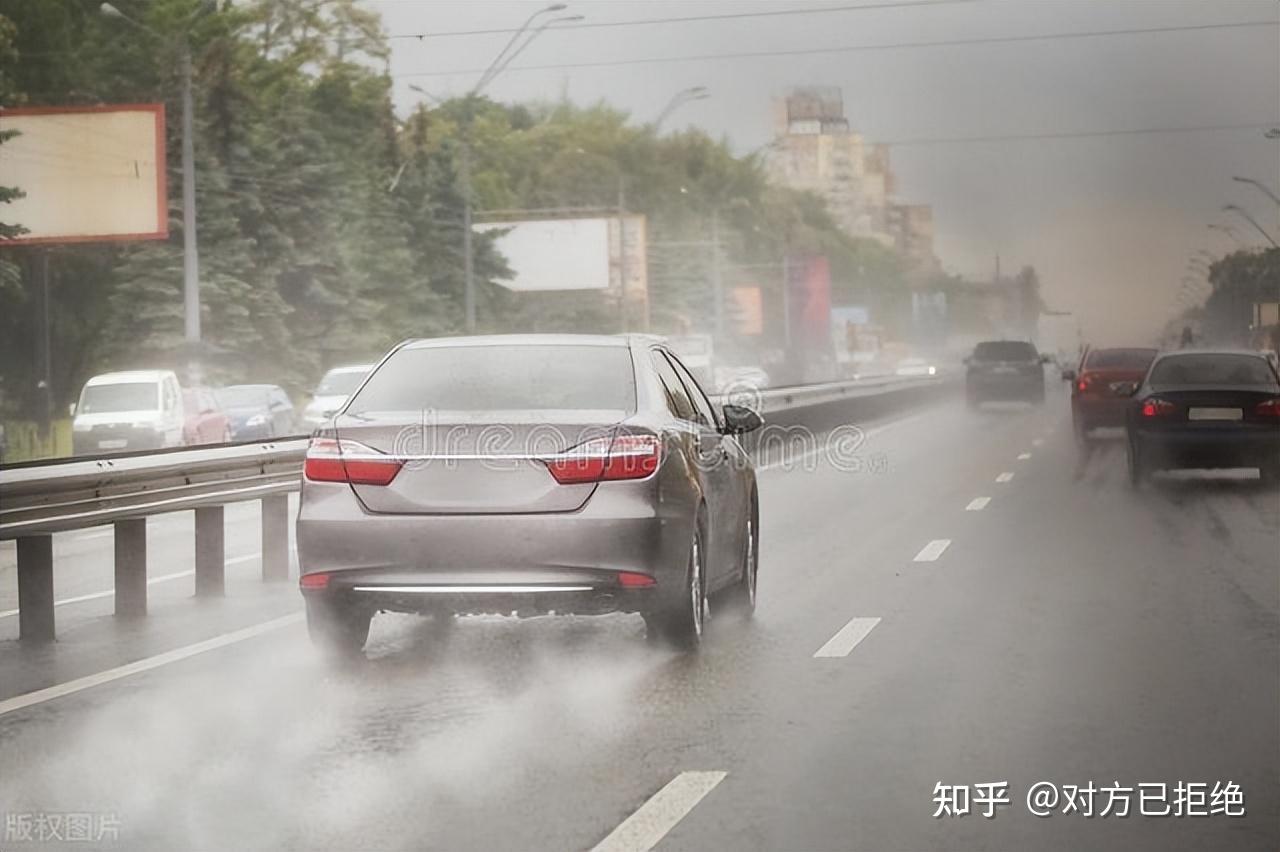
[380,0,1280,344]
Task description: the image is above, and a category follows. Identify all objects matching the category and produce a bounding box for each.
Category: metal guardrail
[0,375,945,641]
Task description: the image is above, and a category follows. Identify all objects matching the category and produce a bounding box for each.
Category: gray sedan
[297,334,763,656]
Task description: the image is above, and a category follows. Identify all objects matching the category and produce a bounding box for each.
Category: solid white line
[1017,452,1031,460]
[0,550,279,620]
[813,616,881,658]
[0,570,196,620]
[591,771,728,852]
[996,472,1014,483]
[913,539,951,562]
[965,497,991,511]
[0,613,304,718]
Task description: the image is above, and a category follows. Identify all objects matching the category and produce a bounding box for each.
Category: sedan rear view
[297,335,761,657]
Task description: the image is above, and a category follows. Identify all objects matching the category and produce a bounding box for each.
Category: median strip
[591,771,727,852]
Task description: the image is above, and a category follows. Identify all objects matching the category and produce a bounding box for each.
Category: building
[766,87,936,268]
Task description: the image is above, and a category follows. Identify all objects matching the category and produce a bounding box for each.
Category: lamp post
[1223,204,1278,248]
[1208,223,1244,246]
[652,86,709,132]
[458,5,578,333]
[101,2,207,379]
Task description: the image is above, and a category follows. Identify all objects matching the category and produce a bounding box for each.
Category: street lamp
[1222,204,1278,248]
[652,86,709,131]
[101,1,208,379]
[1232,176,1280,208]
[1208,223,1244,245]
[458,4,578,334]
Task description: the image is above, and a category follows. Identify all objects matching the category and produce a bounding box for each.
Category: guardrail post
[17,535,55,642]
[194,506,225,597]
[113,518,147,617]
[260,494,289,582]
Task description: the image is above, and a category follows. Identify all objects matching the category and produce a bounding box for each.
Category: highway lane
[0,389,1276,851]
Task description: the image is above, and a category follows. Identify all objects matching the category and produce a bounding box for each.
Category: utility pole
[460,133,475,332]
[711,208,724,339]
[180,42,200,380]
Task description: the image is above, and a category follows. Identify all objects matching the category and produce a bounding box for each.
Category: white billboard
[0,104,167,245]
[477,217,611,291]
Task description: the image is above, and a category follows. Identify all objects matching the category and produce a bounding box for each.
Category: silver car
[297,334,763,656]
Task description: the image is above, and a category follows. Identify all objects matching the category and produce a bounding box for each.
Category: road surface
[1,388,1276,851]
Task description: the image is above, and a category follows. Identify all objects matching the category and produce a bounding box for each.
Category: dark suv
[966,340,1047,407]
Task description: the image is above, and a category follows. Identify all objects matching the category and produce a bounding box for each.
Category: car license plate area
[1187,407,1242,422]
[98,439,128,449]
[991,366,1017,374]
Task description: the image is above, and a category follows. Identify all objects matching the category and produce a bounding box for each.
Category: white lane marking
[965,497,991,511]
[759,411,928,472]
[0,570,195,620]
[913,539,951,562]
[813,616,881,658]
[996,472,1014,483]
[0,613,304,717]
[0,550,279,619]
[1032,438,1044,447]
[1017,452,1031,460]
[591,771,727,852]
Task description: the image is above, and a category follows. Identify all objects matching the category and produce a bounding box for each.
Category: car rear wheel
[645,517,707,649]
[719,498,759,617]
[306,598,372,659]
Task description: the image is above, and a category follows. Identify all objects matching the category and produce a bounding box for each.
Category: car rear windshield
[1084,348,1158,370]
[1148,354,1279,387]
[78,382,158,414]
[315,369,367,396]
[973,341,1037,361]
[347,345,637,414]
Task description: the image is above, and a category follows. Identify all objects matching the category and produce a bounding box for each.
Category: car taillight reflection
[304,437,403,485]
[543,434,662,484]
[1141,398,1176,418]
[1255,398,1280,418]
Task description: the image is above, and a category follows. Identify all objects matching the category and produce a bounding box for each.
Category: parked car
[1066,346,1158,443]
[182,387,232,446]
[300,364,374,430]
[1124,350,1280,486]
[71,370,185,455]
[216,384,297,440]
[965,340,1048,407]
[297,334,764,657]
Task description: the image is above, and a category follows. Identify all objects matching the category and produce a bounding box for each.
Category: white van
[71,370,185,455]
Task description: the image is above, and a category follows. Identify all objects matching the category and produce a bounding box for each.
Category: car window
[348,345,637,413]
[649,350,697,421]
[78,382,158,414]
[1084,348,1158,370]
[665,351,719,428]
[973,341,1038,362]
[316,369,368,396]
[1148,354,1279,387]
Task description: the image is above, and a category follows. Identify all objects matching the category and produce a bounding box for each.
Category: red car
[182,387,232,446]
[1068,346,1158,443]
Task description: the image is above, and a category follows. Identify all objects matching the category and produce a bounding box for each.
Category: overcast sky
[371,0,1280,342]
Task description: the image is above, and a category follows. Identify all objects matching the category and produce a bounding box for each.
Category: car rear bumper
[297,478,693,616]
[967,374,1043,400]
[1074,396,1130,427]
[1133,428,1280,470]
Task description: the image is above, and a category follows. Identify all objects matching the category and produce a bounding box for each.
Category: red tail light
[543,434,662,485]
[1076,377,1089,393]
[304,437,403,486]
[299,572,330,591]
[1141,398,1176,418]
[617,571,656,588]
[1255,398,1280,418]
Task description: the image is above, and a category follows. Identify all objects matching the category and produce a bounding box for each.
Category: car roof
[84,370,175,386]
[399,334,635,350]
[323,363,375,374]
[1153,349,1267,359]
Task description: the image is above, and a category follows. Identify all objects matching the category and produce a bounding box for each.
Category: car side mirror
[68,402,77,417]
[721,403,764,435]
[1061,369,1076,382]
[1040,353,1052,364]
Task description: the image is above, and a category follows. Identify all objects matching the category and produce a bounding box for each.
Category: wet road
[1,389,1277,851]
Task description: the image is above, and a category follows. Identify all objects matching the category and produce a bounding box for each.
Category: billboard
[0,104,167,245]
[477,217,612,291]
[786,255,832,349]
